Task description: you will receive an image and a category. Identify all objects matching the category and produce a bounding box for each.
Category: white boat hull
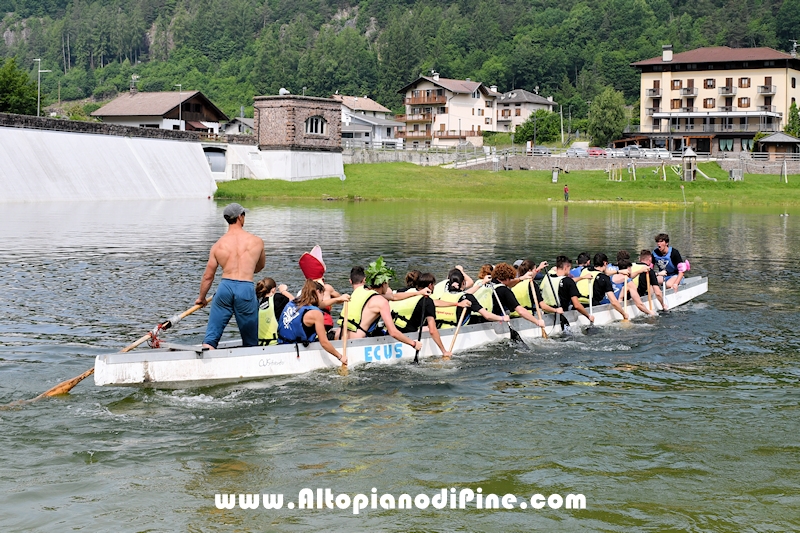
[94,277,707,388]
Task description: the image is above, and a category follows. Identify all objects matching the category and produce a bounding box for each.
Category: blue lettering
[394,343,403,358]
[383,345,392,359]
[364,346,373,362]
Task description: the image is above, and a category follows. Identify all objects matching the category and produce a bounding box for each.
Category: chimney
[432,70,440,81]
[662,44,673,62]
[465,78,471,82]
[490,85,498,92]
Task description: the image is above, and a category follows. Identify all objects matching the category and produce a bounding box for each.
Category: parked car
[587,147,607,157]
[652,148,671,159]
[608,148,626,158]
[529,146,552,156]
[641,148,657,158]
[566,147,589,158]
[622,145,641,158]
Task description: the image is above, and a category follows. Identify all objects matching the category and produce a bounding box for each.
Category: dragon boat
[93,276,708,389]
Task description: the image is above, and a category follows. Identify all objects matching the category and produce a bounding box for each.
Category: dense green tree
[587,87,626,146]
[0,57,38,115]
[785,102,800,138]
[515,110,560,144]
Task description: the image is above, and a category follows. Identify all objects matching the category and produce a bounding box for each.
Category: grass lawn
[215,161,800,207]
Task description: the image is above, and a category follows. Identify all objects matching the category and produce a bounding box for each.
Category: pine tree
[785,101,800,138]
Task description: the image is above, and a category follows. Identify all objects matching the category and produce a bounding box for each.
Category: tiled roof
[331,94,392,113]
[757,132,800,144]
[91,90,228,121]
[632,46,794,67]
[397,76,491,96]
[497,89,556,106]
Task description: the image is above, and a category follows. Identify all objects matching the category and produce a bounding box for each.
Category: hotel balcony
[396,130,432,139]
[757,85,777,95]
[434,130,477,139]
[680,106,698,113]
[646,88,662,97]
[403,95,447,105]
[497,113,512,121]
[626,123,780,134]
[679,87,698,96]
[395,113,433,123]
[757,105,777,112]
[645,107,661,116]
[718,86,737,96]
[717,106,737,112]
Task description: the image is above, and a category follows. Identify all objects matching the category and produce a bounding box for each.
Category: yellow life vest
[435,290,465,329]
[389,289,423,329]
[539,274,564,307]
[258,296,279,346]
[511,280,533,317]
[338,286,378,333]
[432,280,447,299]
[576,269,601,304]
[472,285,494,318]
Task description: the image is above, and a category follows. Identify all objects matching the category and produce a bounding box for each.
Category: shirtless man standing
[197,203,266,349]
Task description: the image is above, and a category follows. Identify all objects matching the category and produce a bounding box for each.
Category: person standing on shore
[564,184,569,202]
[196,203,266,349]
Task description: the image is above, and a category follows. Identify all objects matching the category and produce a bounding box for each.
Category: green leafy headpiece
[365,256,395,287]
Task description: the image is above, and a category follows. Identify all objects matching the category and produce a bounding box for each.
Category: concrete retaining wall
[717,158,800,175]
[464,155,668,171]
[343,148,458,166]
[0,127,217,202]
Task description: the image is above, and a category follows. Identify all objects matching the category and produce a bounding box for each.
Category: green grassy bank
[215,162,800,207]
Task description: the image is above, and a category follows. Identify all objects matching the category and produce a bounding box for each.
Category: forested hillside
[2,0,799,118]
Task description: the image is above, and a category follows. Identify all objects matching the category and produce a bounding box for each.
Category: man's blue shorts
[203,278,258,348]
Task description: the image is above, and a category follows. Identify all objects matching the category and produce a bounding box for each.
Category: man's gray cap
[223,203,247,220]
[513,259,523,268]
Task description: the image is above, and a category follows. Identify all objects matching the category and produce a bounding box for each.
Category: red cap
[299,245,326,279]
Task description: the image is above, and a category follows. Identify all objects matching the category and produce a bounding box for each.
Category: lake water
[1,199,798,532]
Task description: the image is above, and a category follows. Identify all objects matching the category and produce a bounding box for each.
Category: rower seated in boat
[490,262,546,327]
[256,277,295,346]
[278,280,346,365]
[298,245,349,332]
[512,260,563,317]
[335,261,422,352]
[612,251,657,316]
[540,256,595,324]
[390,272,468,357]
[575,253,628,320]
[637,249,667,311]
[436,268,508,327]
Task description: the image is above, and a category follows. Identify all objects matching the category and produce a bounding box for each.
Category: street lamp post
[174,84,182,130]
[34,59,51,117]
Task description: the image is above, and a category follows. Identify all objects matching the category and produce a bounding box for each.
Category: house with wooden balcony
[396,73,499,147]
[629,45,800,155]
[332,94,403,148]
[495,89,557,132]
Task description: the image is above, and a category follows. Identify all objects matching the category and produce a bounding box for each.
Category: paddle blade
[509,325,524,343]
[39,368,95,398]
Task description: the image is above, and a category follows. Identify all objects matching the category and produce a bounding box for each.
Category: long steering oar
[544,272,571,334]
[447,306,469,354]
[413,295,426,364]
[7,298,212,406]
[491,284,523,343]
[528,280,548,339]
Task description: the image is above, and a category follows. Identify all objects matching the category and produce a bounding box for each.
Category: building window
[438,107,446,114]
[703,98,715,109]
[719,139,733,152]
[738,77,750,88]
[738,97,750,108]
[471,90,480,98]
[672,80,682,90]
[704,79,715,89]
[305,116,326,135]
[477,108,484,116]
[386,128,391,136]
[515,109,521,116]
[671,99,681,109]
[485,117,491,124]
[485,100,492,107]
[793,77,797,89]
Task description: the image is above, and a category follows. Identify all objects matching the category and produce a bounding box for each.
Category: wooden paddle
[339,302,349,376]
[15,298,212,404]
[528,280,548,339]
[447,306,469,354]
[544,272,571,333]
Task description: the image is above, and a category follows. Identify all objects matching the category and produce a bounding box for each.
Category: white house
[396,73,500,148]
[91,89,228,133]
[331,94,403,148]
[495,89,557,132]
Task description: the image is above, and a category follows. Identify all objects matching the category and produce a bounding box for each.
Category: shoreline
[214,161,800,207]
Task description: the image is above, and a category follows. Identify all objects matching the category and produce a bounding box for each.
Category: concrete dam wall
[0,126,217,203]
